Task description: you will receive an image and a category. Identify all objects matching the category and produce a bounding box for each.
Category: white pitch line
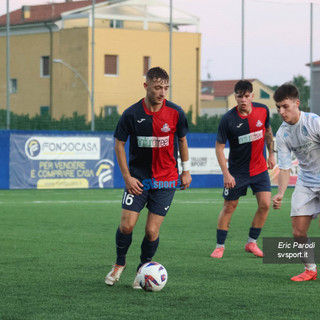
[33,200,120,204]
[0,199,290,205]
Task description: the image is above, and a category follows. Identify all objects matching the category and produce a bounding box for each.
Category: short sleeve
[309,114,320,142]
[114,110,131,141]
[176,108,189,138]
[265,106,270,129]
[276,130,292,170]
[216,115,228,144]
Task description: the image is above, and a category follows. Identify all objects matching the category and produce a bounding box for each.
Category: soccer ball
[136,262,168,292]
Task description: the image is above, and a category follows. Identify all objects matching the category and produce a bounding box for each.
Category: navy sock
[217,229,228,245]
[115,227,132,266]
[249,227,262,240]
[138,236,159,271]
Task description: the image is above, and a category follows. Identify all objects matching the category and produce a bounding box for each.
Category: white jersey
[276,111,320,187]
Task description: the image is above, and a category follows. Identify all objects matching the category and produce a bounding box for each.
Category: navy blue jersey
[114,98,188,182]
[217,102,270,176]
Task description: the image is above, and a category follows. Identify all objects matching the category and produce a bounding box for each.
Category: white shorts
[291,185,320,219]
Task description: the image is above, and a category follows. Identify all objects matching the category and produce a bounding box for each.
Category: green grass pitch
[1,188,319,320]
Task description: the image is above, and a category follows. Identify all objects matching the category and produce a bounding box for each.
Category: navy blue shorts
[121,188,176,216]
[222,170,271,201]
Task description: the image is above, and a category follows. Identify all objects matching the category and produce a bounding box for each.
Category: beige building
[0,0,201,123]
[201,79,276,116]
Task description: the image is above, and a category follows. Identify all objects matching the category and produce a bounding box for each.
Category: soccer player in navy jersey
[211,80,275,259]
[105,67,192,288]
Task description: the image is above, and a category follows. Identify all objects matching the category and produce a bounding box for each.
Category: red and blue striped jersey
[114,98,189,182]
[217,102,270,177]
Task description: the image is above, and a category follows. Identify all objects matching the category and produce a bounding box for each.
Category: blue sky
[1,0,320,86]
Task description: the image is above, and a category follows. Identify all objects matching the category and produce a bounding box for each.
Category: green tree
[270,113,283,134]
[292,75,310,112]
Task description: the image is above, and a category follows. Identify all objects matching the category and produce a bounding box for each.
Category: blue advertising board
[9,133,114,189]
[0,130,228,190]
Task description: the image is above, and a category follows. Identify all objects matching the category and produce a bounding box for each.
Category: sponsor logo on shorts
[142,178,181,190]
[137,136,169,148]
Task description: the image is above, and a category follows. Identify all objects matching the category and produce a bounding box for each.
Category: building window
[260,89,270,99]
[143,56,150,76]
[10,79,17,94]
[104,105,118,117]
[104,55,118,76]
[110,20,123,28]
[40,106,50,116]
[41,56,50,77]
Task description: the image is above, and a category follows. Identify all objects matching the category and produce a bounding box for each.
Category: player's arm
[114,138,143,195]
[272,169,290,209]
[215,141,235,189]
[178,136,192,190]
[265,126,276,170]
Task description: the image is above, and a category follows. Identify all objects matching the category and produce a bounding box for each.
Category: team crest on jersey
[256,120,263,127]
[161,123,171,133]
[302,125,308,136]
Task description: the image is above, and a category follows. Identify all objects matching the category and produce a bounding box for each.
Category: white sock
[247,237,256,244]
[216,244,225,248]
[305,264,317,272]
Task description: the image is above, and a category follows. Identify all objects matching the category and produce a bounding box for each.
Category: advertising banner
[182,148,229,175]
[9,134,114,189]
[184,145,297,186]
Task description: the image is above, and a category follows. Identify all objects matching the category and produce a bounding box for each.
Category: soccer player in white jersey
[272,82,320,281]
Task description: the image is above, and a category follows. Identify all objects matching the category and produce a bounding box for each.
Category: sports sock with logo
[115,227,132,266]
[138,236,159,271]
[248,227,262,243]
[216,229,228,246]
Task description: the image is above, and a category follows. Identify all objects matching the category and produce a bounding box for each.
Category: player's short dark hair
[273,82,300,102]
[146,67,169,82]
[234,80,253,95]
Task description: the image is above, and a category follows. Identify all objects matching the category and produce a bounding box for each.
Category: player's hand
[124,176,144,195]
[179,171,192,190]
[267,154,276,170]
[223,172,236,189]
[272,194,283,210]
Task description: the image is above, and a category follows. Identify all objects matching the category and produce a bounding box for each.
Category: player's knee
[145,228,159,242]
[293,230,307,238]
[259,201,270,213]
[223,202,237,214]
[119,224,134,235]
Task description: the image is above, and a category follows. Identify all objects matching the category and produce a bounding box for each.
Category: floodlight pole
[241,0,245,79]
[309,2,313,112]
[6,0,10,129]
[91,0,95,131]
[53,59,92,119]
